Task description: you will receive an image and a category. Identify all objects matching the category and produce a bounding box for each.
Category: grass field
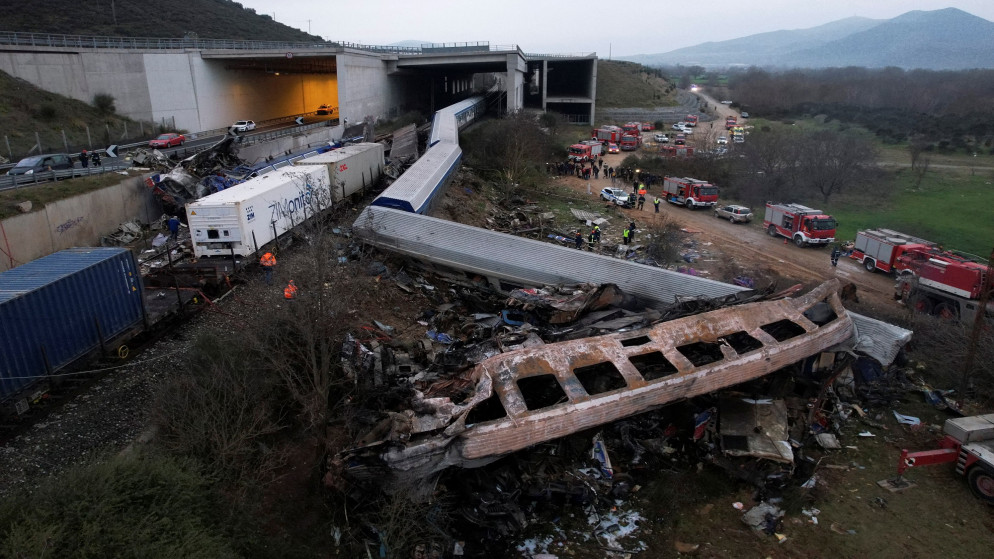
[831,162,994,258]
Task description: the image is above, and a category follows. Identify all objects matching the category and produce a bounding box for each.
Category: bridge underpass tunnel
[526,56,597,125]
[200,52,339,128]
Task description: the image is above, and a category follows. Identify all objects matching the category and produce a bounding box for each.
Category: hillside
[595,61,678,108]
[0,71,143,160]
[0,0,319,41]
[622,8,994,70]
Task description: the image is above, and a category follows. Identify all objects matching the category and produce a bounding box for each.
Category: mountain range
[621,8,994,70]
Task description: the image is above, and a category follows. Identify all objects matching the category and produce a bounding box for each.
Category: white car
[672,122,687,131]
[720,100,733,104]
[654,133,669,143]
[681,127,693,135]
[717,136,728,145]
[231,120,256,132]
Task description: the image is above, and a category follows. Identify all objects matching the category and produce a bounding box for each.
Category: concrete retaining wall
[0,175,160,272]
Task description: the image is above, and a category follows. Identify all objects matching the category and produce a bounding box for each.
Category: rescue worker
[284,280,298,300]
[623,227,631,245]
[574,230,584,249]
[831,245,841,267]
[587,232,595,251]
[90,151,101,166]
[167,215,180,241]
[80,149,89,168]
[592,225,601,243]
[637,195,645,211]
[654,197,661,213]
[260,252,277,285]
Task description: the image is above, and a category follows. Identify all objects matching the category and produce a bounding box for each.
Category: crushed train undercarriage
[330,279,854,494]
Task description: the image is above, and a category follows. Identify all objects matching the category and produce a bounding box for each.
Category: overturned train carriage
[335,279,854,490]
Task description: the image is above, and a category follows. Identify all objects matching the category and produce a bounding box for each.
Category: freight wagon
[0,249,145,417]
[293,142,385,201]
[186,165,332,258]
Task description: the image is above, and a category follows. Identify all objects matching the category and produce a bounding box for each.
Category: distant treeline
[729,67,994,150]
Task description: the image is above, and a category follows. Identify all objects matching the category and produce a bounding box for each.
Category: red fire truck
[619,134,642,151]
[660,145,695,157]
[763,203,837,247]
[850,229,937,273]
[661,176,719,209]
[895,253,991,322]
[567,140,602,162]
[641,122,655,131]
[622,122,642,137]
[592,125,624,145]
[725,116,737,129]
[685,114,699,127]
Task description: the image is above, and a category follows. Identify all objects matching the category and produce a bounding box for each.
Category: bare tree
[794,130,878,203]
[909,134,932,190]
[733,127,802,206]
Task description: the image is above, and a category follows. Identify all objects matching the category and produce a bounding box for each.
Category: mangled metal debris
[144,136,243,213]
[331,279,854,492]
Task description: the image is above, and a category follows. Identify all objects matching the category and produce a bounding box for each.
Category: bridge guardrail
[0,164,132,191]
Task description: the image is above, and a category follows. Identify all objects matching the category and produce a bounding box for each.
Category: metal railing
[0,164,131,191]
[0,32,533,58]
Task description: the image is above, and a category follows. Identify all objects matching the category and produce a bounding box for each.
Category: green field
[831,164,994,258]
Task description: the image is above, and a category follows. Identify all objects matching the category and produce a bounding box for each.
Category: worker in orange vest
[284,280,297,300]
[260,252,276,285]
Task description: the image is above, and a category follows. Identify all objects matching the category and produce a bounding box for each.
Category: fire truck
[592,125,624,145]
[567,140,602,162]
[763,203,837,247]
[850,229,937,273]
[619,134,642,151]
[622,122,642,137]
[888,414,994,503]
[661,176,719,209]
[894,253,991,323]
[641,122,655,131]
[660,145,694,157]
[685,114,699,127]
[725,116,737,129]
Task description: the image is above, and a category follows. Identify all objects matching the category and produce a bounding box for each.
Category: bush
[0,452,238,558]
[93,93,116,115]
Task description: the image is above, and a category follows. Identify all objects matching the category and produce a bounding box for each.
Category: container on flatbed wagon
[293,142,385,201]
[187,165,331,258]
[0,248,146,411]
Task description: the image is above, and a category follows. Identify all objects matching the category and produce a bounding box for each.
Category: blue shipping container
[0,248,146,404]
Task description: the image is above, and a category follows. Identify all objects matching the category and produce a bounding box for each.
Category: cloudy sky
[236,1,994,56]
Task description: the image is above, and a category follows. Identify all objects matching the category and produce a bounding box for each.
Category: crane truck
[888,414,994,504]
[850,229,937,273]
[763,203,837,248]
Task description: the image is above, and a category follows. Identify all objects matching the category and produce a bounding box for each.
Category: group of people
[259,251,297,299]
[77,149,101,168]
[572,221,640,250]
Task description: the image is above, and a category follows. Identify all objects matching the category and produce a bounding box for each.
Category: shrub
[93,93,116,115]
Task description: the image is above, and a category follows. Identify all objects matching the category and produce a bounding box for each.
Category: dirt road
[562,151,904,321]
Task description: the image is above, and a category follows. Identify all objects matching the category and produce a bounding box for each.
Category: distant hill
[622,8,994,70]
[0,0,319,41]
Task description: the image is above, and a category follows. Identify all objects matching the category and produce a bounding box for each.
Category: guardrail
[0,164,131,191]
[0,32,532,58]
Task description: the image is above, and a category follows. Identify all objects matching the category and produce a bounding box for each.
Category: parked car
[7,153,74,175]
[714,204,753,223]
[654,133,669,143]
[674,135,686,146]
[148,133,185,148]
[316,104,335,115]
[740,112,750,118]
[600,187,631,206]
[681,127,693,135]
[607,142,620,154]
[230,120,257,133]
[672,122,687,131]
[720,100,733,104]
[717,136,728,145]
[733,135,745,143]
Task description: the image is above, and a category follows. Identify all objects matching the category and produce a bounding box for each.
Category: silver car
[714,204,753,223]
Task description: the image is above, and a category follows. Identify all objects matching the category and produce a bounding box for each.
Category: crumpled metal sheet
[719,397,794,463]
[847,311,913,366]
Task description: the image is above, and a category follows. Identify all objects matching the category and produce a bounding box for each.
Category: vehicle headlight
[25,169,33,174]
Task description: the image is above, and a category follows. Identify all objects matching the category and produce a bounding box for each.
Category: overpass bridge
[0,32,596,134]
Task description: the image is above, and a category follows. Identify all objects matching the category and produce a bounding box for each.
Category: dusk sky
[235,1,994,57]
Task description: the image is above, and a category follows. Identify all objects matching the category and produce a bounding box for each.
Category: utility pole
[308,19,312,34]
[111,0,117,25]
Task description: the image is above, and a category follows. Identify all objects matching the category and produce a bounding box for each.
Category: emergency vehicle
[661,176,719,209]
[763,203,836,247]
